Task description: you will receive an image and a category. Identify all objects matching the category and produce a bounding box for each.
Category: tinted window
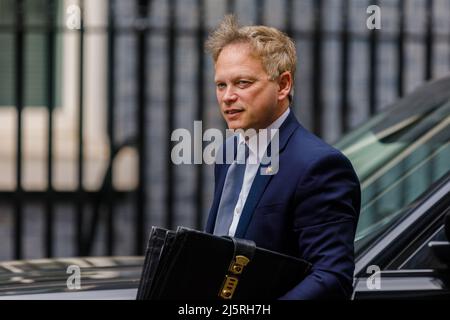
[336,96,450,255]
[397,225,448,270]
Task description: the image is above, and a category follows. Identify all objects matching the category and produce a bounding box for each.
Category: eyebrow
[214,75,257,82]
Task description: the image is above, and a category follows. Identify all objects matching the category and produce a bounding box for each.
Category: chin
[228,124,247,131]
[226,121,242,130]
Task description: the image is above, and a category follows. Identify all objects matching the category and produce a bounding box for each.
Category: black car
[0,256,142,299]
[0,76,449,300]
[339,76,450,299]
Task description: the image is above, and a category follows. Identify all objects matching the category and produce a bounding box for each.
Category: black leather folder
[136,226,312,300]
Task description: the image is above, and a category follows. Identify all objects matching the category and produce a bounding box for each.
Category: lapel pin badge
[265,166,273,175]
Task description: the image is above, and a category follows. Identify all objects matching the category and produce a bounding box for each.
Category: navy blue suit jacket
[205,110,361,299]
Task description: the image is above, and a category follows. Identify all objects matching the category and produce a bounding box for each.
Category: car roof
[0,256,144,298]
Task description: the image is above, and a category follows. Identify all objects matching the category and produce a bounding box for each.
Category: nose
[222,86,238,105]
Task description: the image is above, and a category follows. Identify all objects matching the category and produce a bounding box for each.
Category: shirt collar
[237,107,290,161]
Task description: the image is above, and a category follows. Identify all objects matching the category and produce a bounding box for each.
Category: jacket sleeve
[279,151,361,300]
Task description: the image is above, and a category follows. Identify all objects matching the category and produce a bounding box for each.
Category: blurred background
[0,0,449,261]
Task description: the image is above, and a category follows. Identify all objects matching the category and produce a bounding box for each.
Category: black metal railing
[0,0,449,261]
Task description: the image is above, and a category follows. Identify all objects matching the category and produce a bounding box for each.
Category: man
[204,15,361,300]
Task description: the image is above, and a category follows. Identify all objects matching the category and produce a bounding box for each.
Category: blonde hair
[205,14,297,99]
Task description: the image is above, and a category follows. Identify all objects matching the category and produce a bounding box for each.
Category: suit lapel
[205,162,229,233]
[234,111,300,238]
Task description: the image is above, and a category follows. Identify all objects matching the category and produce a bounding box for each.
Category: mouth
[224,109,244,115]
[224,109,244,121]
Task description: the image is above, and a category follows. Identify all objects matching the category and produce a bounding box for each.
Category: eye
[236,80,252,88]
[216,83,226,90]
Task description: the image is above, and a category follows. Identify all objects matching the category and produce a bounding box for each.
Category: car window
[336,99,450,255]
[395,225,448,270]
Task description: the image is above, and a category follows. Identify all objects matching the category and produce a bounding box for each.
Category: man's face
[214,43,282,131]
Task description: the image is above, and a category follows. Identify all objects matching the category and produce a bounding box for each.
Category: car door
[353,178,450,299]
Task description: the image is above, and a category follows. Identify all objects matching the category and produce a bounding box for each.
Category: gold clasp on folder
[219,275,238,299]
[229,255,250,275]
[219,255,250,299]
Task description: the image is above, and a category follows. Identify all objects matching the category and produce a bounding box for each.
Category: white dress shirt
[227,107,290,236]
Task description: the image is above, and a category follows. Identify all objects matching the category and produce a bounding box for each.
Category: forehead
[214,43,266,80]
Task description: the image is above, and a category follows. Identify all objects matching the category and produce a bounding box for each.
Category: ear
[277,71,292,101]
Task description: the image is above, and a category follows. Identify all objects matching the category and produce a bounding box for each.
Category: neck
[275,99,290,118]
